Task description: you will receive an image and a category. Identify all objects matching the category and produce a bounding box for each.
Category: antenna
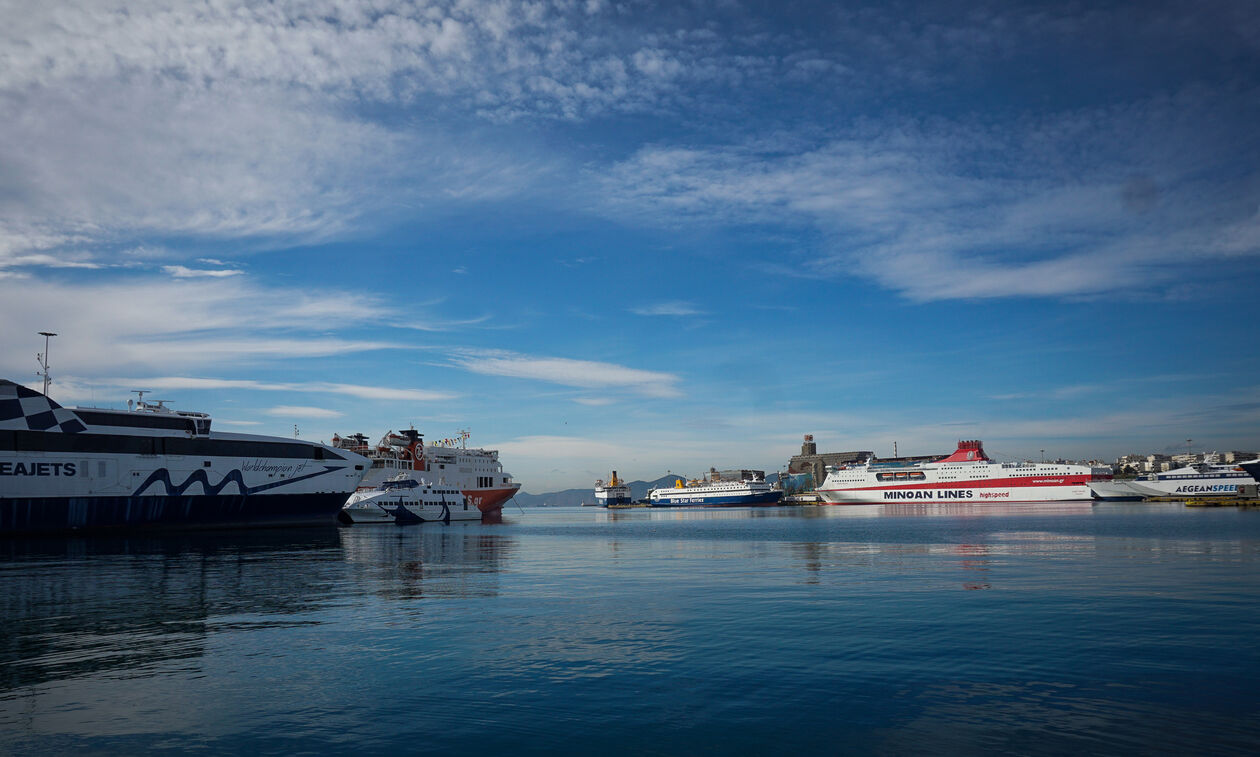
[130,389,151,411]
[294,424,300,439]
[36,331,57,396]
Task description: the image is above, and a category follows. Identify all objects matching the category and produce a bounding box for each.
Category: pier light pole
[37,331,57,396]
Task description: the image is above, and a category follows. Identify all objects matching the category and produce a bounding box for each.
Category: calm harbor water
[3,502,1260,755]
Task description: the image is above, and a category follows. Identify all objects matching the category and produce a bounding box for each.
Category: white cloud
[448,348,682,398]
[0,276,402,376]
[265,406,343,419]
[162,265,244,278]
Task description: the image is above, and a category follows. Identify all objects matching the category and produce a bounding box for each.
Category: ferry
[594,471,632,507]
[339,476,476,524]
[332,428,519,517]
[1094,461,1256,500]
[817,440,1109,504]
[648,473,782,507]
[0,379,369,533]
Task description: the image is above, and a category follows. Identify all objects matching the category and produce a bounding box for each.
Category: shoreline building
[786,435,872,491]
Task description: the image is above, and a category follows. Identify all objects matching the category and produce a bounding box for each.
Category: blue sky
[2,0,1258,491]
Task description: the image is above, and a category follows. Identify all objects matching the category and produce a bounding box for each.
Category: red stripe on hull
[835,474,1095,492]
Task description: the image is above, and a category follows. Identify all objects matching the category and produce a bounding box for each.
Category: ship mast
[36,331,56,396]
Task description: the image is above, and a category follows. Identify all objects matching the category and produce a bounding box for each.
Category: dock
[1183,498,1260,508]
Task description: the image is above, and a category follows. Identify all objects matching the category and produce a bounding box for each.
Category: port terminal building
[787,435,872,490]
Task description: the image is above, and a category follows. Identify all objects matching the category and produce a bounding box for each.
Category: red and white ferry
[817,440,1110,504]
[332,429,519,517]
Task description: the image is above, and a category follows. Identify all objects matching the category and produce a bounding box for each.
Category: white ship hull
[594,485,632,506]
[1088,480,1150,500]
[341,488,480,524]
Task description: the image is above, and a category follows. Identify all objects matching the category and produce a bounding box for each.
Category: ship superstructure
[818,440,1108,504]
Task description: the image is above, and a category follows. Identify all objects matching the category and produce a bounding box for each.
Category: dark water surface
[3,503,1260,755]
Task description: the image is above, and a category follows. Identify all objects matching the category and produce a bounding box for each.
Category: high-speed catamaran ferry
[0,379,369,532]
[817,440,1110,504]
[1091,461,1257,500]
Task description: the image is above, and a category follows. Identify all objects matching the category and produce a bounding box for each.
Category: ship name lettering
[884,490,933,500]
[0,461,77,476]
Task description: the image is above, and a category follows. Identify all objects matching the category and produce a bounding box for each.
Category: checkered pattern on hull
[0,379,87,433]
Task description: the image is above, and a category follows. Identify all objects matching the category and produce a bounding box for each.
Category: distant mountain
[513,472,780,507]
[513,474,686,507]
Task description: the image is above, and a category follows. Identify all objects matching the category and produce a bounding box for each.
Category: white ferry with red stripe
[817,440,1109,504]
[332,428,519,518]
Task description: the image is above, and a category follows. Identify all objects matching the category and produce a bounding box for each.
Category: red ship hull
[463,485,520,515]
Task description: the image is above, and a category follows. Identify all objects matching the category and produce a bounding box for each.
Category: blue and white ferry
[1,379,369,532]
[648,474,782,507]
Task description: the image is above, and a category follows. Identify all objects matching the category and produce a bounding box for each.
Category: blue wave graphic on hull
[132,466,342,497]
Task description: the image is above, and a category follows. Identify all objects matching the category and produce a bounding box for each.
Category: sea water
[2,503,1259,755]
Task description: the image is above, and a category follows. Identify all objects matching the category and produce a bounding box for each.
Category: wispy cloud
[631,301,704,316]
[600,90,1260,301]
[0,1,815,260]
[0,276,402,376]
[104,377,456,402]
[447,348,682,398]
[162,265,244,278]
[265,406,343,419]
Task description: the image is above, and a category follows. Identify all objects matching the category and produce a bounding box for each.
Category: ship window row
[876,472,926,481]
[75,410,200,432]
[0,430,345,460]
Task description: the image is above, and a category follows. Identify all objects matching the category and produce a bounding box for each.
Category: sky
[2,0,1259,492]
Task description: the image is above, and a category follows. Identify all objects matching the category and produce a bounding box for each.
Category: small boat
[339,476,477,524]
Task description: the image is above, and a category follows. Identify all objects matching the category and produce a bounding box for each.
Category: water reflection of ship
[337,526,515,601]
[0,528,344,691]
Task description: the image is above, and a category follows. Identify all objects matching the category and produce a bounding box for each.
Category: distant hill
[513,472,780,507]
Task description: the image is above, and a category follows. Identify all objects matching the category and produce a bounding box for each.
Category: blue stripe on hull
[649,491,783,507]
[1,494,350,534]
